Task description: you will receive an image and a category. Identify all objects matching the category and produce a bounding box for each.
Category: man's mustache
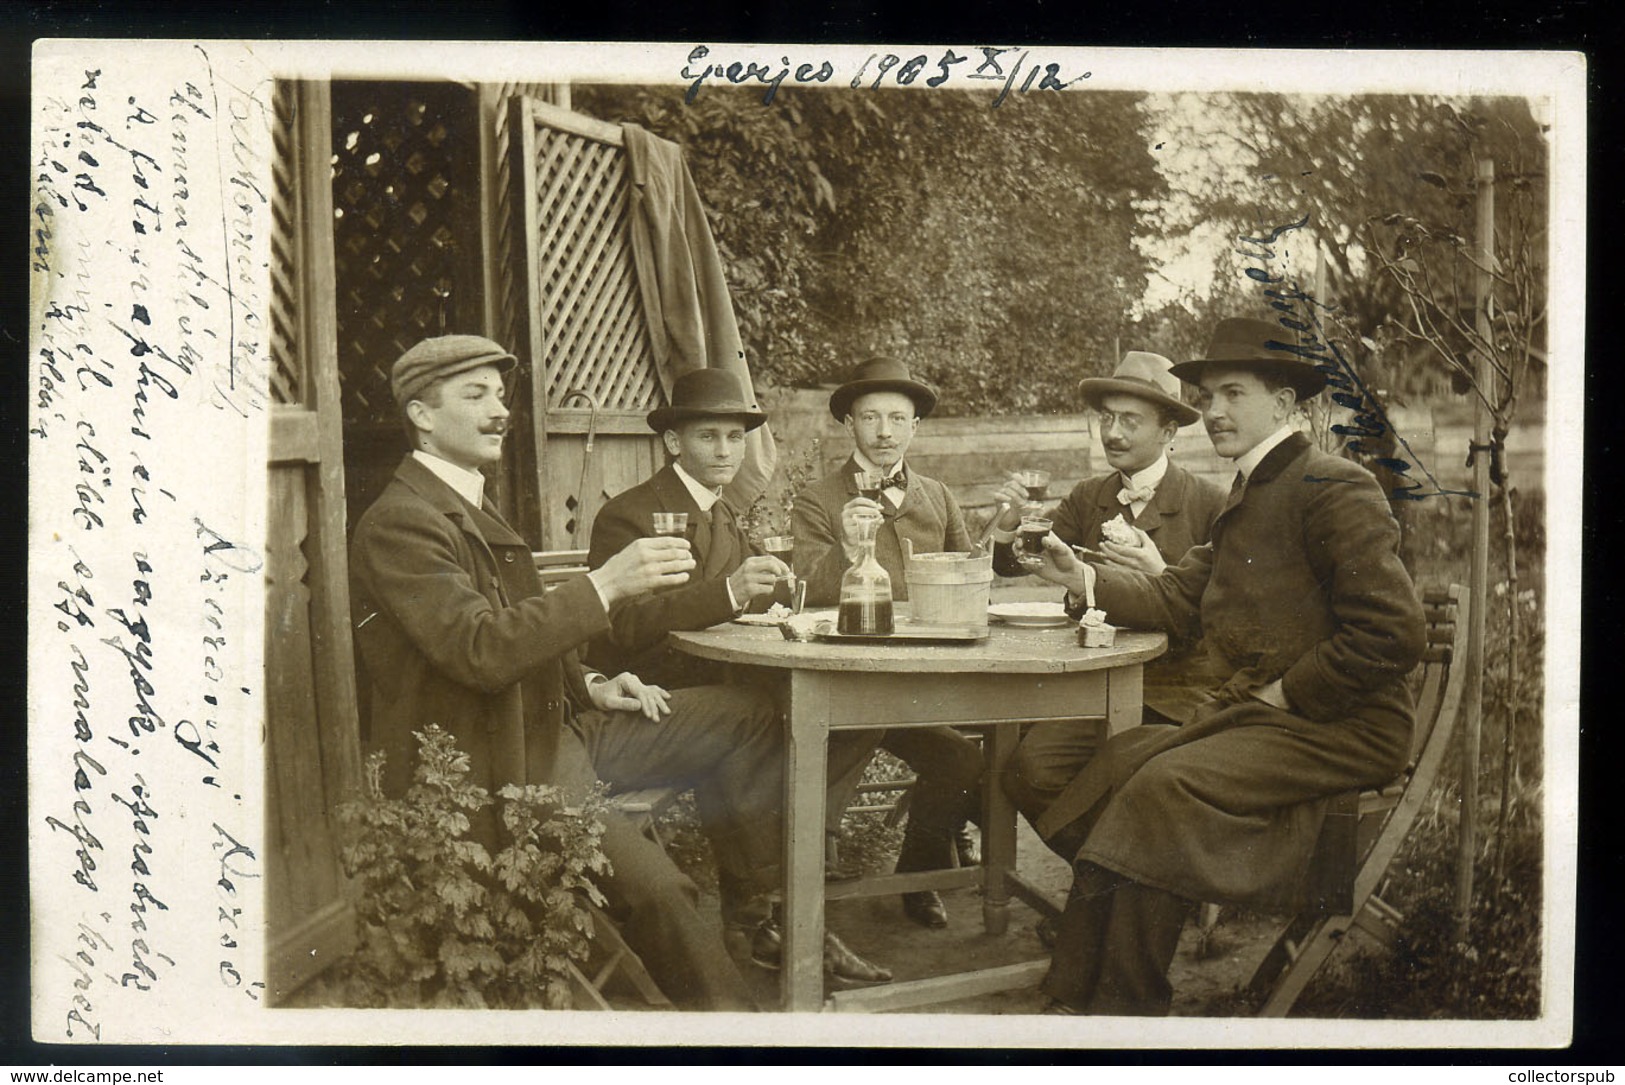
[480,421,507,435]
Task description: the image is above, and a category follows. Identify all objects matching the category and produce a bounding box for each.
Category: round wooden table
[670,613,1165,1012]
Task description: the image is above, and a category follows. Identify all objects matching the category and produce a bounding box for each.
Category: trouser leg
[1040,861,1189,1016]
[575,684,783,893]
[824,729,884,836]
[550,725,756,1011]
[883,726,983,873]
[1005,719,1102,856]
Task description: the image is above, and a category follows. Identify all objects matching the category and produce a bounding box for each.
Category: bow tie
[884,468,908,491]
[1117,483,1156,505]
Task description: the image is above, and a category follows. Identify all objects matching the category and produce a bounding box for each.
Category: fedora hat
[828,357,938,421]
[1169,317,1329,400]
[1078,351,1199,427]
[646,368,768,433]
[391,334,517,406]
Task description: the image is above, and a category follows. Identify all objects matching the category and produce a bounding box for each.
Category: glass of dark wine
[759,535,798,610]
[1016,515,1054,570]
[853,470,885,504]
[1012,468,1052,505]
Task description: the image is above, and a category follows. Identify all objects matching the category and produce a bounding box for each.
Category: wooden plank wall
[760,387,1546,525]
[265,80,363,1003]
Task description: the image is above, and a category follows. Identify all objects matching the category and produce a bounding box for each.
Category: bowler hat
[391,334,517,406]
[1170,318,1329,400]
[828,358,938,421]
[646,369,768,433]
[1078,351,1200,427]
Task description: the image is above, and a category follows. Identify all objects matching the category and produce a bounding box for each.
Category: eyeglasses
[1095,410,1149,434]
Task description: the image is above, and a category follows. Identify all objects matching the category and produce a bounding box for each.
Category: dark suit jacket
[792,455,972,607]
[348,456,608,842]
[1035,433,1426,907]
[992,460,1224,579]
[993,460,1227,720]
[586,464,750,685]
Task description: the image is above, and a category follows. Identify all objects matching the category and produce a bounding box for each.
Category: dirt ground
[684,816,1284,1016]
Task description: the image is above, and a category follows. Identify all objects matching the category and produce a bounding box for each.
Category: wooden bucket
[902,539,994,628]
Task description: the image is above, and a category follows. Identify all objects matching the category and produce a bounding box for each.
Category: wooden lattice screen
[330,81,485,526]
[510,96,668,550]
[526,112,661,411]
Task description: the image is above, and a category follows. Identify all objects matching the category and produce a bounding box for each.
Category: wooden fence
[760,388,1546,524]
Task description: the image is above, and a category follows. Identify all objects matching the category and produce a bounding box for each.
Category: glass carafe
[837,507,894,636]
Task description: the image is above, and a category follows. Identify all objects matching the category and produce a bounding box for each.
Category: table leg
[981,723,1019,936]
[1105,663,1143,737]
[783,672,830,1012]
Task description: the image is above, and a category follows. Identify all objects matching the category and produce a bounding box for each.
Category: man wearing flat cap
[986,350,1225,838]
[587,368,790,689]
[349,336,798,1009]
[1022,317,1426,1015]
[792,358,984,932]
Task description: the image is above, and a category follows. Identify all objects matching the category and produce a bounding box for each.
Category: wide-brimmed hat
[828,357,938,421]
[1077,351,1200,427]
[391,334,517,405]
[1169,317,1329,400]
[646,368,768,433]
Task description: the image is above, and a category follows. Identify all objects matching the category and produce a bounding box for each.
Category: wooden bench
[1240,583,1470,1015]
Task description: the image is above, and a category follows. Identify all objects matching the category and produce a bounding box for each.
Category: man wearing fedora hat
[986,350,1225,837]
[792,358,984,931]
[350,336,808,1009]
[1018,317,1425,1015]
[587,368,791,688]
[586,365,894,985]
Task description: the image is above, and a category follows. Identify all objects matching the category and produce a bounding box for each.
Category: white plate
[987,601,1071,628]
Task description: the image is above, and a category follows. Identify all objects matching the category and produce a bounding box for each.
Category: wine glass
[853,470,885,503]
[651,511,689,538]
[1011,468,1052,505]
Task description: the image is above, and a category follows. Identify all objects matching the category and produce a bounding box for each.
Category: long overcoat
[349,456,607,826]
[993,461,1227,721]
[1035,433,1426,909]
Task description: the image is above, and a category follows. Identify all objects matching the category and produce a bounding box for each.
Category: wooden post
[1456,156,1495,941]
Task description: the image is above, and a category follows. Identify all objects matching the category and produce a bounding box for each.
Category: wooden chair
[533,548,591,588]
[1241,583,1470,1015]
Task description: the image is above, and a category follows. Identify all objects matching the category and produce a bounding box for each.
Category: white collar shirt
[1119,453,1170,518]
[1233,425,1297,483]
[413,450,486,509]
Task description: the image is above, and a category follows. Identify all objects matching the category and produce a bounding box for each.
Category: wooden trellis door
[511,97,667,549]
[265,79,362,1002]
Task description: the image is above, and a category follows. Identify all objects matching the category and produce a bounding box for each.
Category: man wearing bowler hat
[986,350,1225,839]
[349,336,825,1009]
[792,358,984,932]
[1022,317,1425,1015]
[587,368,790,689]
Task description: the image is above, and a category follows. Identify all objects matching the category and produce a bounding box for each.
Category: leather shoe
[954,827,980,867]
[1035,914,1058,950]
[750,919,893,984]
[901,890,949,929]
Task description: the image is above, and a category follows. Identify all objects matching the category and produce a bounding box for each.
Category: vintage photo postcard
[26,40,1584,1049]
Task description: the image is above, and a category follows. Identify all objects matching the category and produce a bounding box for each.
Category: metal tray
[809,620,989,645]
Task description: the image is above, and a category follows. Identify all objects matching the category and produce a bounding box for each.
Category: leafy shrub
[335,725,612,1009]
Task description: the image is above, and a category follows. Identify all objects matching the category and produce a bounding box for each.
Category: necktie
[1229,471,1247,500]
[1117,481,1156,506]
[881,466,908,515]
[704,498,740,579]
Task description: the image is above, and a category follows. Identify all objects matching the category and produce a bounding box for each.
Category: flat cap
[390,335,517,406]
